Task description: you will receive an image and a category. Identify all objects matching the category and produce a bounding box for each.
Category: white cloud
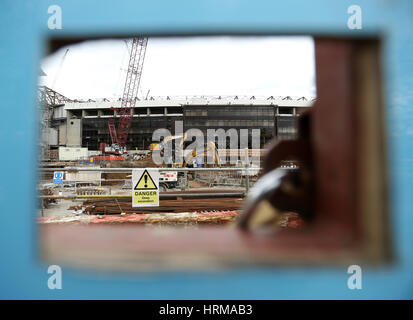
[41,36,316,100]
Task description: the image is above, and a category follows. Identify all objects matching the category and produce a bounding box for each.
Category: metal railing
[39,166,262,194]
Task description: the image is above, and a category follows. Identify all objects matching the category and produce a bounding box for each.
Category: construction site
[30,33,391,280]
[38,37,312,230]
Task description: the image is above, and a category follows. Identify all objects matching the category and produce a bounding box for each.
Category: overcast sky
[40,36,316,100]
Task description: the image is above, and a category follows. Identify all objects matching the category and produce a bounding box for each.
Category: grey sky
[40,36,316,100]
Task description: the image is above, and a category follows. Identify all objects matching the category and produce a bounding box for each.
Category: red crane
[103,37,148,155]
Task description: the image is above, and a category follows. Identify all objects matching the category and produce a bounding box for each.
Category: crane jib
[107,37,148,150]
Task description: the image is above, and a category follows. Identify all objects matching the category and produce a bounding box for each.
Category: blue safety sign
[53,171,63,184]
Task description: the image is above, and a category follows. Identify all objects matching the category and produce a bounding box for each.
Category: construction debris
[38,210,304,227]
[40,188,57,208]
[38,210,239,225]
[69,197,244,215]
[76,188,106,196]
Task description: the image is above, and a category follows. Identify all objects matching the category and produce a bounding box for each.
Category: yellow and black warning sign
[132,169,159,207]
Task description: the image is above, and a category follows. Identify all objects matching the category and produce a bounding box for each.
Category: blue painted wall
[0,0,412,299]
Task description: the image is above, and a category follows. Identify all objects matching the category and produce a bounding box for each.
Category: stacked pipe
[70,197,244,215]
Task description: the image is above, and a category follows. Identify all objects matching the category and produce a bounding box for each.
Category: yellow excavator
[151,135,221,168]
[150,134,185,154]
[183,140,221,168]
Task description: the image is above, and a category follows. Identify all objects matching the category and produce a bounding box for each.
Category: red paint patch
[89,214,147,224]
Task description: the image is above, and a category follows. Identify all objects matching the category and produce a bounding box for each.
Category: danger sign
[132,169,159,207]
